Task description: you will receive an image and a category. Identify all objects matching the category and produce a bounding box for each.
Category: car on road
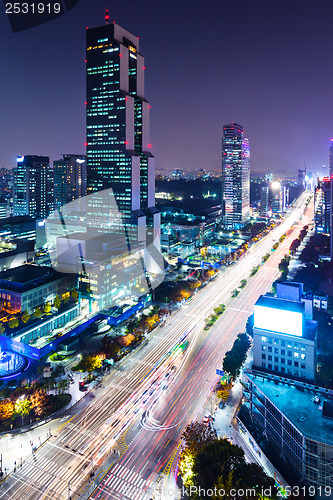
[203,413,211,424]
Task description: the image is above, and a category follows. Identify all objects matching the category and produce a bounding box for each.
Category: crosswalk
[10,453,80,498]
[95,462,151,500]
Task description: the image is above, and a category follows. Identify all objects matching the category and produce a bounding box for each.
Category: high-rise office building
[53,154,86,210]
[314,177,331,234]
[86,17,159,248]
[270,181,283,214]
[260,185,269,216]
[329,140,333,261]
[222,123,250,229]
[13,155,53,219]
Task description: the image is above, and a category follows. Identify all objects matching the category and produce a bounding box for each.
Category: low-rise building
[252,283,317,382]
[0,264,77,313]
[240,372,333,489]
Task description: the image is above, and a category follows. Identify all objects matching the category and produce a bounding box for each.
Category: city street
[0,192,313,500]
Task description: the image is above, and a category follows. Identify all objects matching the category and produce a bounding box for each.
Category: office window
[281,358,285,364]
[262,362,266,368]
[287,360,292,366]
[262,345,266,351]
[294,370,299,376]
[268,338,272,344]
[294,361,299,367]
[281,349,285,355]
[261,336,267,342]
[281,340,285,347]
[262,354,266,360]
[268,364,272,369]
[301,363,306,369]
[268,355,272,361]
[274,348,279,354]
[274,365,279,371]
[274,339,279,345]
[301,354,305,360]
[294,352,299,358]
[281,367,285,373]
[288,351,292,357]
[274,357,279,363]
[268,347,272,352]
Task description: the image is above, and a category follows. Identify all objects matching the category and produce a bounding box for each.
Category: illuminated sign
[254,305,303,337]
[17,156,24,162]
[76,159,85,163]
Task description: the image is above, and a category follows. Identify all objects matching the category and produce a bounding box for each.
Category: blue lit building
[222,123,250,229]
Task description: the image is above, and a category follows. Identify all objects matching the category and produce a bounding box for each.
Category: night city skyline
[1,0,333,174]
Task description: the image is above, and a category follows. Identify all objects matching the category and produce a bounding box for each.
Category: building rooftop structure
[0,264,72,293]
[246,372,333,445]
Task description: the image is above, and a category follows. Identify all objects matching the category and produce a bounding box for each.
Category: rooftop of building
[246,372,333,444]
[255,295,305,314]
[0,264,74,292]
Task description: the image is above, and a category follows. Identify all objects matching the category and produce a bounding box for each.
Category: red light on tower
[125,141,128,145]
[85,142,88,147]
[148,144,152,148]
[148,105,151,109]
[105,9,110,24]
[85,102,87,105]
[143,66,146,70]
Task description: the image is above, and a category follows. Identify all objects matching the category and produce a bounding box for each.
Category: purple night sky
[0,0,333,174]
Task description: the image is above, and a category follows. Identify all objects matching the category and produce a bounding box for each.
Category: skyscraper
[53,154,86,210]
[221,123,250,229]
[329,140,333,261]
[314,177,331,234]
[13,155,53,219]
[86,17,159,249]
[260,185,269,216]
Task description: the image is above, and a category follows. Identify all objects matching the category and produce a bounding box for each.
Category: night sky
[1,0,333,174]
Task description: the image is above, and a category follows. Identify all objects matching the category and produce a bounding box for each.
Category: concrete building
[0,264,76,313]
[252,282,317,383]
[240,372,333,489]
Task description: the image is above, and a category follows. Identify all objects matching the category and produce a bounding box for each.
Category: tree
[77,354,105,373]
[0,399,14,420]
[8,317,19,329]
[191,439,277,498]
[14,397,31,421]
[71,289,79,301]
[179,422,217,488]
[34,307,42,318]
[116,334,135,347]
[0,322,5,335]
[30,389,50,417]
[44,302,51,314]
[222,333,250,380]
[54,295,61,309]
[21,310,30,324]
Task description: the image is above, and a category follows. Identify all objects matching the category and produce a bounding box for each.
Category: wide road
[0,192,312,500]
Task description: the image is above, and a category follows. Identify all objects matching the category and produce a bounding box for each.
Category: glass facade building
[86,20,160,248]
[222,123,250,229]
[53,154,86,211]
[13,156,53,219]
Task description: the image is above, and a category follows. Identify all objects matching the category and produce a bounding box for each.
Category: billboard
[254,305,303,337]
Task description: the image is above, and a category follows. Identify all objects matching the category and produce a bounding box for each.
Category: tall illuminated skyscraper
[222,123,250,229]
[86,15,160,248]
